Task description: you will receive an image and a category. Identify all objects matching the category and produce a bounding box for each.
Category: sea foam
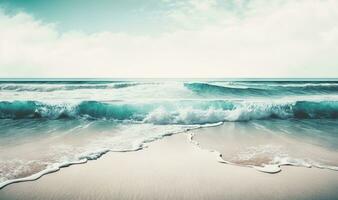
[0,100,337,123]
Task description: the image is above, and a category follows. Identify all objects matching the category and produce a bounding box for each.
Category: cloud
[0,0,338,78]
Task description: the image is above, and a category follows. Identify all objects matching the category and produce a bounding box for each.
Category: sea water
[0,79,338,187]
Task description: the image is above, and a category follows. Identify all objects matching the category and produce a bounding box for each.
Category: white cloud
[0,0,338,78]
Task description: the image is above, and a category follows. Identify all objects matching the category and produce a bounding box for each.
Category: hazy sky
[0,0,338,78]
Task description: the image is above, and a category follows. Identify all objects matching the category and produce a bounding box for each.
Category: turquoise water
[0,79,338,187]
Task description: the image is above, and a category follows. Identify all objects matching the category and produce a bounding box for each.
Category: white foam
[0,159,87,190]
[253,165,281,173]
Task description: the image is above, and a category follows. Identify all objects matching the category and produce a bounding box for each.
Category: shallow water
[0,79,338,186]
[193,120,338,171]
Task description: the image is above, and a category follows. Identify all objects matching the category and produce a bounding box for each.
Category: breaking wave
[1,100,337,123]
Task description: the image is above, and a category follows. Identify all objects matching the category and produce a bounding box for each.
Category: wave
[0,82,143,92]
[1,100,337,123]
[2,81,338,95]
[185,82,338,96]
[211,81,338,89]
[184,83,271,96]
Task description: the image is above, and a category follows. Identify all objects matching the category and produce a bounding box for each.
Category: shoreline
[191,123,338,174]
[188,132,283,174]
[1,128,338,200]
[0,122,222,190]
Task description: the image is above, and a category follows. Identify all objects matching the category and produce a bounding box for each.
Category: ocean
[0,78,338,188]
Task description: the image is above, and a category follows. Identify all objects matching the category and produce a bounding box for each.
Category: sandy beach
[1,126,338,200]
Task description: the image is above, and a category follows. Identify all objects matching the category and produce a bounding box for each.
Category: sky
[0,0,338,78]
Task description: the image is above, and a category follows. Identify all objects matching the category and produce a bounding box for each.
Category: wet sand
[1,129,338,200]
[193,122,338,168]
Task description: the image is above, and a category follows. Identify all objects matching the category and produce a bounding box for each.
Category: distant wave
[184,83,271,96]
[2,81,338,94]
[0,82,143,92]
[210,81,338,88]
[1,100,337,123]
[185,82,338,96]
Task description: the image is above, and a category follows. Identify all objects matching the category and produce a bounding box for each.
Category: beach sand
[1,127,338,200]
